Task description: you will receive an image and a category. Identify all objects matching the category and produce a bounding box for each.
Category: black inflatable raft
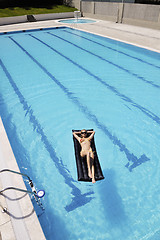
[72,129,104,182]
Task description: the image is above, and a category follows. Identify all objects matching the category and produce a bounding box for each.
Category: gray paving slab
[0,118,46,240]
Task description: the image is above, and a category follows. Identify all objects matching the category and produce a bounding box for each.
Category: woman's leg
[86,152,92,178]
[81,150,95,183]
[90,152,95,183]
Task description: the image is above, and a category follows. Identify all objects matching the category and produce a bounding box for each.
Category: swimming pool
[0,26,160,240]
[58,19,96,23]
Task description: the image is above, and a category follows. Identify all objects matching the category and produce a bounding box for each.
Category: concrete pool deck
[0,18,159,240]
[0,17,160,53]
[0,117,46,240]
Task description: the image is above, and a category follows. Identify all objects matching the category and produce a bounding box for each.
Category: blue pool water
[59,19,96,23]
[0,27,160,240]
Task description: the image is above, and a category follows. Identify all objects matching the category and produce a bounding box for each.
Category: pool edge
[0,117,46,240]
[0,20,159,54]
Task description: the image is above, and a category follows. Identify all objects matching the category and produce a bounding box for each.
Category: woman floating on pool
[73,129,96,183]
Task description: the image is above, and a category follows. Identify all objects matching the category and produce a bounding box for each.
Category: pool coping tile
[0,117,46,240]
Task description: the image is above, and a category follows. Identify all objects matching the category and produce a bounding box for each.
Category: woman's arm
[73,131,80,134]
[72,132,81,142]
[88,131,95,140]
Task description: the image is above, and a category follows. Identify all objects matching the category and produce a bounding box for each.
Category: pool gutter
[0,117,46,240]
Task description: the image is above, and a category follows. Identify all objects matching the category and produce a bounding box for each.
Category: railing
[0,168,31,181]
[0,186,37,196]
[0,168,45,211]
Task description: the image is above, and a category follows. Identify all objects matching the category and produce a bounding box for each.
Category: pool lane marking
[47,31,160,90]
[63,29,160,70]
[8,37,150,172]
[28,33,160,126]
[0,58,94,212]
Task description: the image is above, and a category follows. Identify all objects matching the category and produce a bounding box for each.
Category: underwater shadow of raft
[72,129,104,182]
[99,169,127,227]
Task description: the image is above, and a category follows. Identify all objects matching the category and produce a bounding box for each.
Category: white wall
[77,0,160,29]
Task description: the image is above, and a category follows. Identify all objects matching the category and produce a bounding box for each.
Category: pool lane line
[63,29,160,70]
[47,31,160,90]
[8,37,150,172]
[28,33,160,127]
[0,59,95,212]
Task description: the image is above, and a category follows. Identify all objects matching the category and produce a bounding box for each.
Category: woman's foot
[92,178,96,184]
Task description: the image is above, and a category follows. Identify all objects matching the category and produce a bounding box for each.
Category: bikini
[80,138,91,143]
